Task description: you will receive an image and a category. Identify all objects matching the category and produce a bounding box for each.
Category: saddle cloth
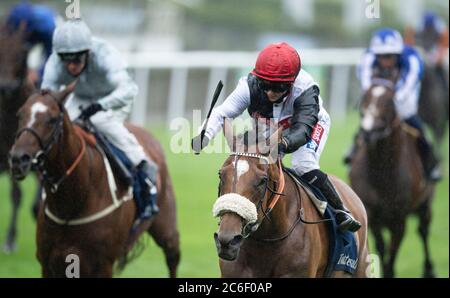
[284,167,359,277]
[74,124,156,221]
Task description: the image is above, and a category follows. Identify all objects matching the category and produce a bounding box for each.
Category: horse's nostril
[20,154,31,163]
[230,235,243,246]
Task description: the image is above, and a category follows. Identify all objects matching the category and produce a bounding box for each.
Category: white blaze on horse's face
[27,102,48,128]
[361,86,385,131]
[233,159,249,181]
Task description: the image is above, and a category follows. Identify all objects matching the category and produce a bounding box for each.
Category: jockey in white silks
[193,42,361,232]
[41,19,159,217]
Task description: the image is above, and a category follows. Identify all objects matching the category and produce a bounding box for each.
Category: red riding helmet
[251,42,301,82]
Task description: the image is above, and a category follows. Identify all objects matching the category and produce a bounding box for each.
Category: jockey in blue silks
[345,28,441,182]
[6,2,56,85]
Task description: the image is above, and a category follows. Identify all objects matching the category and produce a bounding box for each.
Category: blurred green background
[1,113,448,277]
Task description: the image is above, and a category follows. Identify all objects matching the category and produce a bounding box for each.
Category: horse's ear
[223,118,235,152]
[56,81,77,104]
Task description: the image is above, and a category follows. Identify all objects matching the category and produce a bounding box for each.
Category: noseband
[15,96,65,166]
[14,94,86,193]
[218,152,285,239]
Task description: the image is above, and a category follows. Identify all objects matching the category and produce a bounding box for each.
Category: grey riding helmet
[53,19,92,54]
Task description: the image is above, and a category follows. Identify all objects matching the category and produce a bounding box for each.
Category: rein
[225,152,303,242]
[223,152,331,242]
[14,94,86,193]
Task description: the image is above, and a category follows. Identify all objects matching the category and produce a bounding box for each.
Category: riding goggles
[257,79,292,93]
[58,51,88,63]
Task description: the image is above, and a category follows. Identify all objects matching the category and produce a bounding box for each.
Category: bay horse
[349,79,436,277]
[8,83,180,277]
[0,22,38,253]
[213,122,370,277]
[418,61,449,146]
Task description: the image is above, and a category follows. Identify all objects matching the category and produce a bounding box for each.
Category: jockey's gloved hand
[192,134,210,154]
[278,137,289,154]
[80,103,104,120]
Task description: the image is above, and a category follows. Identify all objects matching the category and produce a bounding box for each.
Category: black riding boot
[302,170,361,232]
[136,160,160,218]
[417,134,442,182]
[405,116,442,182]
[343,130,361,165]
[343,144,356,165]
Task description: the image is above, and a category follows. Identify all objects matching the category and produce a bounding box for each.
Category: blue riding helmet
[423,11,439,29]
[370,28,404,55]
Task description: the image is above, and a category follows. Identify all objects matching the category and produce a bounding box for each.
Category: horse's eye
[256,177,268,187]
[47,117,59,125]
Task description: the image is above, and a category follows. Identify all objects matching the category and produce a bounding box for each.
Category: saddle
[283,167,359,277]
[73,120,157,222]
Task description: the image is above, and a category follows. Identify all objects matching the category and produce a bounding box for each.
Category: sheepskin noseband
[212,193,258,224]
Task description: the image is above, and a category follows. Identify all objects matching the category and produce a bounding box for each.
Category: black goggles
[257,80,292,93]
[376,54,398,60]
[58,51,87,63]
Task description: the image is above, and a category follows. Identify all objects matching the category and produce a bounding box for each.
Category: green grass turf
[0,112,448,277]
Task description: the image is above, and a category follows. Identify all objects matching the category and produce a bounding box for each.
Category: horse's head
[0,22,29,96]
[8,83,76,180]
[359,79,400,145]
[213,120,282,261]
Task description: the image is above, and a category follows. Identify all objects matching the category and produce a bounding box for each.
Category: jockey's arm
[358,51,376,92]
[282,85,319,154]
[203,77,250,140]
[97,68,138,110]
[41,53,63,91]
[395,54,422,104]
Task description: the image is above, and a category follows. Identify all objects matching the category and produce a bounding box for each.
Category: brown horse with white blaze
[213,123,370,277]
[9,83,180,277]
[349,80,436,278]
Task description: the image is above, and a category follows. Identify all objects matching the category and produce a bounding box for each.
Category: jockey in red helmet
[193,42,361,232]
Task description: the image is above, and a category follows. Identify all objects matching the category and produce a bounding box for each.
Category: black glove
[80,103,103,120]
[278,137,289,154]
[192,134,210,154]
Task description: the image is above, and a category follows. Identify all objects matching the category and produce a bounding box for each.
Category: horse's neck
[367,126,403,177]
[254,173,298,238]
[45,119,92,217]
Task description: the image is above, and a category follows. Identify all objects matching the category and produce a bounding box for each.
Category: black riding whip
[195,80,223,155]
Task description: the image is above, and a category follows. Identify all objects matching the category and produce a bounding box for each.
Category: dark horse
[418,61,449,145]
[9,83,180,277]
[213,122,370,277]
[349,80,436,277]
[0,22,37,253]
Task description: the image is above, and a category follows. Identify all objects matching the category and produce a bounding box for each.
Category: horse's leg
[31,179,42,220]
[148,223,180,278]
[371,221,386,270]
[3,177,22,253]
[417,202,435,278]
[385,221,406,278]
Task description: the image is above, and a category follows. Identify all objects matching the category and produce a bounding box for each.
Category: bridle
[218,152,288,240]
[13,93,86,193]
[361,81,401,142]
